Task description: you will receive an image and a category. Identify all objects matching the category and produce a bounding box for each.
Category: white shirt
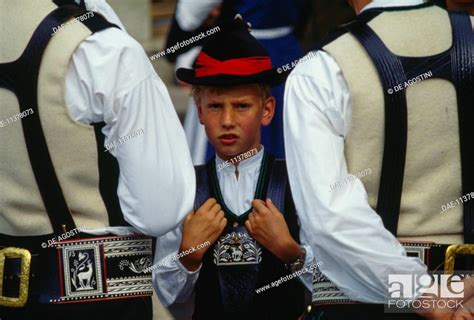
[283,0,427,304]
[63,0,195,237]
[153,147,315,306]
[175,0,223,31]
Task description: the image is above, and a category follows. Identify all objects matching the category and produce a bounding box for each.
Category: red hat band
[195,52,273,78]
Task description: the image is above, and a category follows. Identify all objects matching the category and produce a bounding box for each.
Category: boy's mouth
[218,133,239,145]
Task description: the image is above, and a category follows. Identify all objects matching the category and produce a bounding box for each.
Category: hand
[245,198,301,264]
[452,277,474,320]
[416,276,474,320]
[453,301,474,320]
[179,198,227,271]
[416,297,456,320]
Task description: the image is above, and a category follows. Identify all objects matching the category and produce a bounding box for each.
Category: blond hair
[192,84,271,106]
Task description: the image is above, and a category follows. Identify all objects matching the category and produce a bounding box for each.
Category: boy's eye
[236,103,250,110]
[208,104,222,110]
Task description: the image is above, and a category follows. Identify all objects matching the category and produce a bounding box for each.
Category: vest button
[233,222,238,228]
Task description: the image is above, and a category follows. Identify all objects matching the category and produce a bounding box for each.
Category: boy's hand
[180,198,227,271]
[245,199,301,264]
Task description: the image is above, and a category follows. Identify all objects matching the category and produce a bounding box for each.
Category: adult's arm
[64,1,195,237]
[283,50,426,303]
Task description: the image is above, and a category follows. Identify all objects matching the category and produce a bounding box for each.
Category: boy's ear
[261,96,275,127]
[196,103,205,125]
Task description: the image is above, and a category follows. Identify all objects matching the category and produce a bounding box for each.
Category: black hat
[176,17,287,86]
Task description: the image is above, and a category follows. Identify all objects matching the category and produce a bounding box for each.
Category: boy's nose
[221,107,236,127]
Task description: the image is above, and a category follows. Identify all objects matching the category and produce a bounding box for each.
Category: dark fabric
[448,11,474,243]
[93,122,129,227]
[53,0,87,9]
[176,18,289,86]
[306,304,424,320]
[194,164,211,211]
[220,0,307,30]
[164,16,214,63]
[0,233,152,311]
[192,152,305,319]
[0,297,152,320]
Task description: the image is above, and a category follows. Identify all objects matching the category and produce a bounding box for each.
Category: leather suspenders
[0,5,119,235]
[347,10,474,241]
[194,154,296,221]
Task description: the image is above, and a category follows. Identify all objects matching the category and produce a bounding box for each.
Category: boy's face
[196,84,275,161]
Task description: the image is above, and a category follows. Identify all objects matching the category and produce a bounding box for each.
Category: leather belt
[310,242,474,308]
[401,242,474,272]
[0,234,153,308]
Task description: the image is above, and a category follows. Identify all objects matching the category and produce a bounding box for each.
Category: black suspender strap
[194,155,296,228]
[346,10,474,240]
[0,6,118,234]
[449,12,474,243]
[266,159,301,242]
[194,164,211,210]
[348,21,409,236]
[265,159,287,213]
[53,0,87,9]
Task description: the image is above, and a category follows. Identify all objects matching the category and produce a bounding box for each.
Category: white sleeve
[298,232,317,292]
[86,0,127,30]
[65,21,195,237]
[283,51,427,303]
[153,227,201,306]
[176,0,223,31]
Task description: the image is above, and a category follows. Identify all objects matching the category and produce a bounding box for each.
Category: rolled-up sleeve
[153,227,201,306]
[65,25,195,237]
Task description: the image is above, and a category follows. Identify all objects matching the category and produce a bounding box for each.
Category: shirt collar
[361,0,426,13]
[215,146,264,174]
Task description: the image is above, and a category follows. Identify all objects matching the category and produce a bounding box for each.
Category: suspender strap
[265,159,287,212]
[194,164,211,210]
[194,156,300,241]
[194,156,294,223]
[346,11,473,240]
[0,6,118,234]
[93,122,129,226]
[266,159,300,241]
[348,21,408,235]
[449,12,474,243]
[53,0,87,9]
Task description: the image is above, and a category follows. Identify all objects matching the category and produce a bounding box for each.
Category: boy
[153,17,315,319]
